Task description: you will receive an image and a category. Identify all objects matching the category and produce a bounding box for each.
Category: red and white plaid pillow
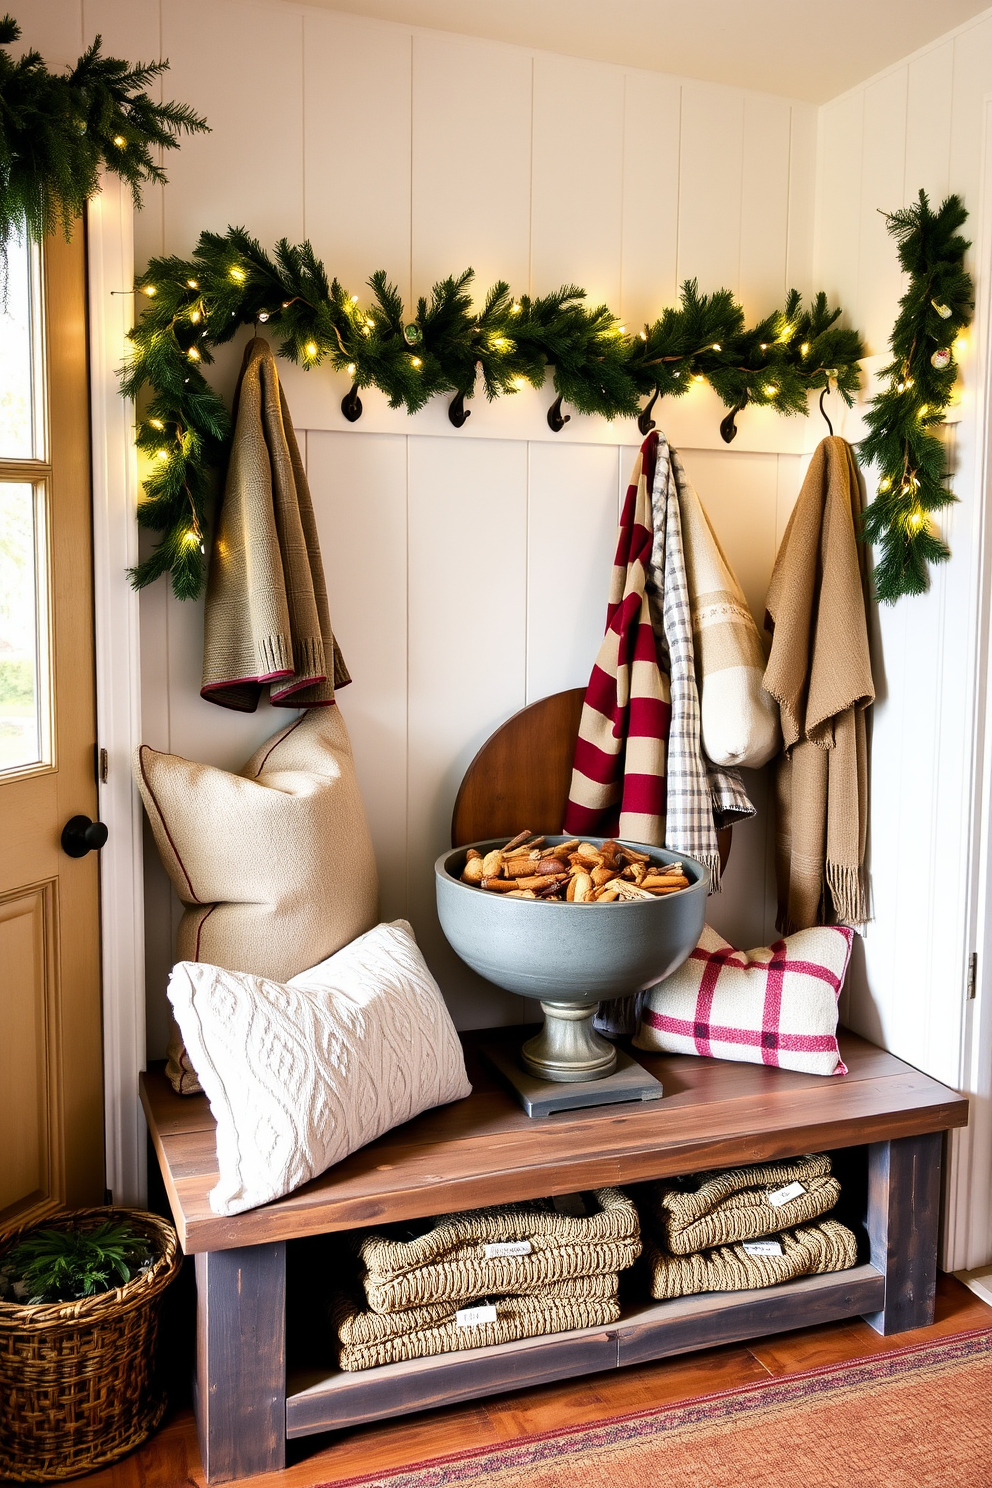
[633,924,853,1077]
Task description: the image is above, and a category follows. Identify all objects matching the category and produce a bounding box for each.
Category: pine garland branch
[0,15,208,265]
[860,191,973,602]
[122,227,865,598]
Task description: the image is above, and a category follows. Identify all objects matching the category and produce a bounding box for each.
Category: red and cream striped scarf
[563,436,671,843]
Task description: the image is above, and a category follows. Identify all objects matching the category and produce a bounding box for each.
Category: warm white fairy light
[141,284,157,297]
[149,418,164,431]
[113,134,127,148]
[304,341,318,357]
[511,303,521,315]
[411,356,422,368]
[187,279,199,289]
[763,384,779,398]
[187,346,200,361]
[190,309,201,324]
[347,363,356,375]
[229,266,246,282]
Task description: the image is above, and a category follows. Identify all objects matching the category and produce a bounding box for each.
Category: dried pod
[623,846,652,864]
[465,848,482,861]
[502,829,534,853]
[481,876,519,892]
[516,872,569,892]
[591,866,617,887]
[482,849,505,878]
[566,875,578,902]
[507,889,538,898]
[504,856,541,878]
[573,872,594,903]
[596,883,622,902]
[643,883,686,895]
[576,843,601,864]
[616,880,652,901]
[461,857,485,884]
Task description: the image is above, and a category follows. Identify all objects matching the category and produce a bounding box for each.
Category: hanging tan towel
[644,1218,857,1301]
[640,1155,840,1255]
[201,337,350,711]
[355,1188,640,1314]
[763,436,873,931]
[679,477,780,769]
[333,1286,621,1371]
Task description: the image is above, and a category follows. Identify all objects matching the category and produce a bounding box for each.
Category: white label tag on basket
[483,1240,532,1259]
[455,1304,498,1328]
[766,1181,806,1207]
[743,1239,784,1257]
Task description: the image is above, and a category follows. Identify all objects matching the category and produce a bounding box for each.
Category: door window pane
[0,231,42,460]
[0,483,49,773]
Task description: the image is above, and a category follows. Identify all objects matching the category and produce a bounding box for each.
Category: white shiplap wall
[816,12,992,1270]
[22,0,819,1050]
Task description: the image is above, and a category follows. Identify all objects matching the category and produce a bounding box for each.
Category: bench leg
[863,1131,942,1335]
[194,1243,287,1482]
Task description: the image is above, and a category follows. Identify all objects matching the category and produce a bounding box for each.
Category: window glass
[0,483,48,772]
[0,232,41,460]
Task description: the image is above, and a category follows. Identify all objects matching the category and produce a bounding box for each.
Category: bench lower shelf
[286,1263,884,1436]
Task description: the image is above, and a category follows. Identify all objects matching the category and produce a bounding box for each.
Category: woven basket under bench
[0,1208,180,1482]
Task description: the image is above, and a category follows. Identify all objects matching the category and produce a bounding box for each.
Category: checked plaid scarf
[564,433,754,892]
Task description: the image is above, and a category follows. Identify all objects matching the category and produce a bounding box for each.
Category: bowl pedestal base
[521,1000,618,1082]
[484,1038,664,1119]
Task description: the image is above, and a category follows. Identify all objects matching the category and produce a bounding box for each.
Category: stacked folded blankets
[638,1154,858,1301]
[334,1188,641,1370]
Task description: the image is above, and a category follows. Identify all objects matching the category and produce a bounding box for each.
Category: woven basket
[0,1208,180,1482]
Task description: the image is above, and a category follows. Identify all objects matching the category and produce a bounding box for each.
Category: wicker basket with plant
[0,1207,179,1481]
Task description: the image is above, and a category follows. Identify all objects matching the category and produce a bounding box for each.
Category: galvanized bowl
[435,835,707,1082]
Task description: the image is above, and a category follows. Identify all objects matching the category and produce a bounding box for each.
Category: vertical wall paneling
[812,90,864,307]
[302,12,413,304]
[619,72,682,324]
[406,437,528,1025]
[525,443,619,704]
[677,83,745,293]
[530,55,625,302]
[160,0,305,255]
[785,104,817,297]
[739,93,792,313]
[904,42,954,202]
[949,17,992,212]
[412,33,532,294]
[306,431,410,924]
[857,70,909,352]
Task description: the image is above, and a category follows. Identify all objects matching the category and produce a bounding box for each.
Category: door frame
[87,176,146,1207]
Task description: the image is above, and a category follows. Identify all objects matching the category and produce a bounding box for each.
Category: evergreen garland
[0,15,208,264]
[122,225,865,599]
[860,192,973,602]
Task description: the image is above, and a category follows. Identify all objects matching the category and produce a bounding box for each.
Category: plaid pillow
[633,923,853,1076]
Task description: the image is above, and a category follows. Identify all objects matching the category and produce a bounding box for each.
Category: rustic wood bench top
[140,1027,967,1256]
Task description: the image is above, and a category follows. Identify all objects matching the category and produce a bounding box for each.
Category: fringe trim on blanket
[826,861,870,927]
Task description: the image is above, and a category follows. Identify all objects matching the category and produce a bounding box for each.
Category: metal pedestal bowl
[435,836,707,1084]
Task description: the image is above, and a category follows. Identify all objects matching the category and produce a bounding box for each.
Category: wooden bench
[141,1026,968,1484]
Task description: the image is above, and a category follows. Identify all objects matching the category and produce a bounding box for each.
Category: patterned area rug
[323,1330,992,1488]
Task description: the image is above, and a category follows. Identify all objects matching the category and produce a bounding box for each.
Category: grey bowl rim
[435,833,709,907]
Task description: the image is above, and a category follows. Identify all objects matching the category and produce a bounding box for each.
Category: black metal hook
[637,388,661,436]
[719,398,747,444]
[448,389,472,428]
[341,382,363,423]
[547,393,570,432]
[819,387,834,436]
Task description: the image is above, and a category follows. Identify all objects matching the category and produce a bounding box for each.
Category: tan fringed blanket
[763,436,874,931]
[201,337,350,711]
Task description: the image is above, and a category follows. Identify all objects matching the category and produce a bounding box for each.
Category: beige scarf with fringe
[763,436,873,932]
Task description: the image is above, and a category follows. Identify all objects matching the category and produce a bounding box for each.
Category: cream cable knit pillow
[134,707,379,1093]
[168,921,472,1216]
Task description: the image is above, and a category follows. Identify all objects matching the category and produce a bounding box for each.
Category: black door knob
[61,815,109,858]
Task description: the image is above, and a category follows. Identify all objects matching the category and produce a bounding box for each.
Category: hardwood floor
[80,1273,992,1487]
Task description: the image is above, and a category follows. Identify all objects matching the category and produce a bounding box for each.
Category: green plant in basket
[1,1220,152,1304]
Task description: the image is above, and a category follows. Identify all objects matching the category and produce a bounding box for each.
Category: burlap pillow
[167,921,472,1216]
[134,708,379,1093]
[634,923,852,1076]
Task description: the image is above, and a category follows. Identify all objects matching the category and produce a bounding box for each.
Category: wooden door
[0,227,104,1226]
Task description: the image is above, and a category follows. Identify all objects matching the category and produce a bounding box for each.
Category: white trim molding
[87,175,146,1207]
[943,95,992,1275]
